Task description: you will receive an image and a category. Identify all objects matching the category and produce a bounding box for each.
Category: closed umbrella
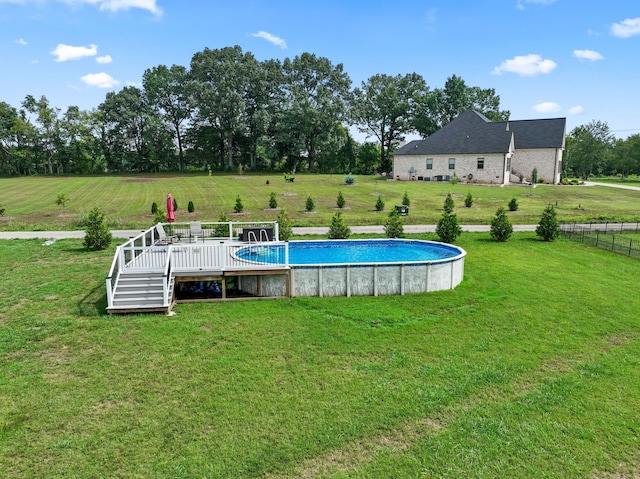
[166,193,175,223]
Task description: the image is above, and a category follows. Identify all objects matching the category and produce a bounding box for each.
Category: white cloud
[573,49,604,61]
[516,0,557,10]
[14,38,28,45]
[611,17,640,38]
[98,0,162,15]
[569,105,584,115]
[51,43,97,62]
[492,54,557,76]
[533,102,561,113]
[80,72,120,88]
[0,0,162,15]
[250,31,287,49]
[96,54,112,64]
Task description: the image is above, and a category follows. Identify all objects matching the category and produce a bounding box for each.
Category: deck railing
[106,221,285,309]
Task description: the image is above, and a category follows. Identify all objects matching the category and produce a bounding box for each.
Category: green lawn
[1,173,640,231]
[1,233,639,478]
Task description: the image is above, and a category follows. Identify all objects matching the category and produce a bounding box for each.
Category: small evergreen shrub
[344,175,355,185]
[336,191,346,209]
[531,167,538,185]
[536,205,560,241]
[508,197,519,211]
[464,192,473,208]
[384,209,405,238]
[490,207,513,242]
[187,201,195,213]
[328,211,351,239]
[55,193,69,208]
[153,210,165,224]
[538,178,545,184]
[213,212,230,237]
[443,193,455,214]
[234,195,244,213]
[83,207,112,251]
[276,208,293,241]
[266,179,270,185]
[375,196,385,211]
[402,191,410,207]
[269,192,278,209]
[305,196,315,212]
[151,202,158,214]
[173,198,178,211]
[0,205,5,216]
[436,212,462,243]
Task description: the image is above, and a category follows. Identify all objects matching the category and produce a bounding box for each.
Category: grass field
[1,232,639,478]
[1,173,640,231]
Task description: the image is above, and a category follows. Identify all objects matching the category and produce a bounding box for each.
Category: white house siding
[510,148,562,184]
[392,153,508,184]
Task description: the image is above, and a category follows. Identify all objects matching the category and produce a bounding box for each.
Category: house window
[426,158,433,170]
[448,158,456,170]
[477,158,484,169]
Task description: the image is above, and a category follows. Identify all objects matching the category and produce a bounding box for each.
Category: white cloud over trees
[492,54,557,76]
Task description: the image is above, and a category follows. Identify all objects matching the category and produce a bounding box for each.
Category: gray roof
[394,110,566,156]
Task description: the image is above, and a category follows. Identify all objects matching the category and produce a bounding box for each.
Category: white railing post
[228,222,233,240]
[274,221,279,242]
[285,241,289,266]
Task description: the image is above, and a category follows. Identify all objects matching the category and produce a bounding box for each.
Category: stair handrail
[105,244,123,308]
[162,244,173,307]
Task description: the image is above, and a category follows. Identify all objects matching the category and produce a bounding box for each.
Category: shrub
[336,191,346,209]
[234,195,244,213]
[508,197,518,211]
[305,196,315,212]
[83,207,112,251]
[187,201,195,213]
[265,179,270,185]
[276,208,293,241]
[0,205,5,216]
[561,177,569,185]
[464,192,473,208]
[328,211,351,239]
[375,196,385,211]
[536,205,560,241]
[151,202,158,214]
[402,191,410,207]
[436,212,462,243]
[55,193,69,209]
[173,198,178,211]
[538,178,545,184]
[153,210,165,224]
[213,212,230,237]
[531,167,538,185]
[344,175,355,185]
[269,192,278,209]
[443,193,455,213]
[490,207,513,242]
[384,209,405,238]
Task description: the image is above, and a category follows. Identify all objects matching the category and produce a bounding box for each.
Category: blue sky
[1,0,639,140]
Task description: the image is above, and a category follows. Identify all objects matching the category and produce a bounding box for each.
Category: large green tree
[611,134,640,179]
[413,74,509,137]
[351,73,428,172]
[565,120,615,179]
[280,52,351,172]
[143,64,193,171]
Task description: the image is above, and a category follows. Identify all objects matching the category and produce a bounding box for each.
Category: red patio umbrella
[166,193,175,223]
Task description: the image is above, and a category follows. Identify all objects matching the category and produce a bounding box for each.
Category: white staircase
[107,271,174,314]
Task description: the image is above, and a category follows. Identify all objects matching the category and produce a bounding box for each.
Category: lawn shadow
[78,282,109,317]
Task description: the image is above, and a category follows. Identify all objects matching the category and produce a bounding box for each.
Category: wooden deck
[106,222,289,313]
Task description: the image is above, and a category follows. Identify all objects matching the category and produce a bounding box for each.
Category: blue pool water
[236,239,462,265]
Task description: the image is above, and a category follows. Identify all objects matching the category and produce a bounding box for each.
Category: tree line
[0,45,509,177]
[564,120,640,180]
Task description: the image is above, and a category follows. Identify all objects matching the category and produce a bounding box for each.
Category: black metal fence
[560,222,640,258]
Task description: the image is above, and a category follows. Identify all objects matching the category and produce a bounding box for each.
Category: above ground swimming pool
[236,239,462,265]
[234,239,466,298]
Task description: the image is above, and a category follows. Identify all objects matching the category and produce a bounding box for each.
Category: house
[392,110,566,185]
